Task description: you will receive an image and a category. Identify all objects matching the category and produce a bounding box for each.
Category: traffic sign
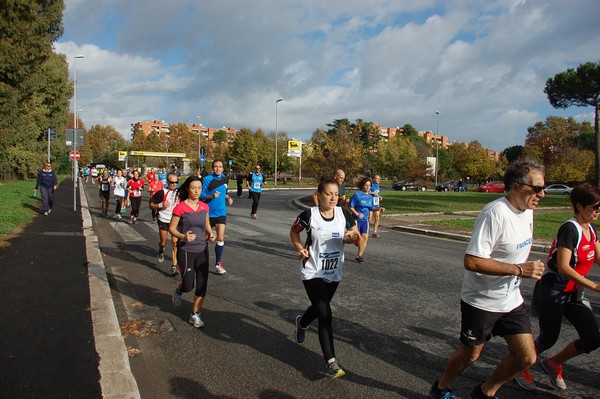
[228,159,232,166]
[200,155,205,165]
[69,150,81,160]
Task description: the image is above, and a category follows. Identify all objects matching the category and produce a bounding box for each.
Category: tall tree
[545,61,600,185]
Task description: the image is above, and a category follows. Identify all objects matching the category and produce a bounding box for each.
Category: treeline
[0,0,72,180]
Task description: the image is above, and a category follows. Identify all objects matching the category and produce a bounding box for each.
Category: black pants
[130,197,142,217]
[250,191,261,215]
[177,249,209,297]
[237,184,243,197]
[300,278,340,361]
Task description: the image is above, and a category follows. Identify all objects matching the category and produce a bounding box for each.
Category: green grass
[376,190,571,213]
[427,211,573,240]
[0,179,39,242]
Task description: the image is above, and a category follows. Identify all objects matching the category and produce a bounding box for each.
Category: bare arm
[464,254,544,279]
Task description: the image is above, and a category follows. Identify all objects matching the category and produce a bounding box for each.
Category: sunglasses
[168,180,178,184]
[592,203,600,211]
[519,183,546,194]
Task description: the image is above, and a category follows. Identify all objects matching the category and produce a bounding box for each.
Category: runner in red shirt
[127,170,145,224]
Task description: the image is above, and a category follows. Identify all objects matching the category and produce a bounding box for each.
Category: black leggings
[130,197,142,217]
[114,195,124,214]
[300,278,339,361]
[250,191,261,214]
[177,249,209,297]
[534,282,600,354]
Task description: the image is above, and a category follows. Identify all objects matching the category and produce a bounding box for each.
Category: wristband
[515,264,523,277]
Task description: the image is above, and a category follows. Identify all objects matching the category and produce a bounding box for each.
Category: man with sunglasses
[431,160,547,399]
[201,159,233,275]
[150,172,180,276]
[247,164,266,219]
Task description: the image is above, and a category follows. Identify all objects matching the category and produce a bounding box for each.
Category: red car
[477,181,505,193]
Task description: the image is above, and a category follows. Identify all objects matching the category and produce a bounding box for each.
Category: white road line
[113,221,147,242]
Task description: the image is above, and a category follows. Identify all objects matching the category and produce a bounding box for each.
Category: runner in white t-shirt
[149,172,180,276]
[112,169,127,219]
[430,160,546,399]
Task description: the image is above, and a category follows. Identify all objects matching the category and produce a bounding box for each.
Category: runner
[127,170,145,224]
[34,162,58,216]
[200,160,233,275]
[90,166,98,182]
[170,176,216,329]
[112,169,127,219]
[82,165,89,184]
[148,171,164,223]
[157,167,168,186]
[247,164,265,219]
[515,183,600,392]
[150,172,180,276]
[290,178,361,378]
[348,176,384,263]
[370,174,383,238]
[98,169,112,216]
[312,169,347,207]
[430,160,546,399]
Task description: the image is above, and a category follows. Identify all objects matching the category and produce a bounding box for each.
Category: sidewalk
[0,179,102,398]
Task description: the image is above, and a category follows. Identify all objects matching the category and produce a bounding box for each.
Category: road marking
[113,222,146,242]
[226,223,263,236]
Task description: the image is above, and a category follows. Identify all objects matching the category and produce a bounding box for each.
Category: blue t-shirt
[349,191,373,221]
[248,173,264,193]
[200,173,229,218]
[157,172,168,185]
[371,183,380,209]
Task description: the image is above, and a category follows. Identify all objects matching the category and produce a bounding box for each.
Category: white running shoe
[189,312,204,328]
[215,262,227,275]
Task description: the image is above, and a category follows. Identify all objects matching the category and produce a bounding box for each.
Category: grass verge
[0,179,39,246]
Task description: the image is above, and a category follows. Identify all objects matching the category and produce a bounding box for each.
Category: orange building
[132,120,237,144]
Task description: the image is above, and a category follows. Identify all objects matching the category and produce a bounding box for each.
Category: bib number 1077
[321,258,339,270]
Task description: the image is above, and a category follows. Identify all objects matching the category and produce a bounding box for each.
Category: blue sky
[55,0,600,152]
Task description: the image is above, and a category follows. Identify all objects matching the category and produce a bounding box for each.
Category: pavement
[0,181,554,398]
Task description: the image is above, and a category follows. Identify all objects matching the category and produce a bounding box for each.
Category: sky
[55,0,600,152]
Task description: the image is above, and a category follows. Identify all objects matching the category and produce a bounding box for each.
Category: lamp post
[73,54,84,211]
[196,116,202,167]
[275,98,283,187]
[435,111,440,188]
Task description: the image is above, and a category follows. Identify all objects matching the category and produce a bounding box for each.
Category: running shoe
[158,247,165,263]
[44,211,49,216]
[325,358,345,379]
[251,213,258,219]
[514,369,536,391]
[430,381,455,399]
[355,255,364,263]
[152,217,157,223]
[189,312,204,328]
[540,357,567,390]
[215,262,227,275]
[133,217,138,224]
[48,209,52,214]
[172,287,182,306]
[294,315,306,344]
[372,232,381,239]
[170,265,178,276]
[468,384,498,399]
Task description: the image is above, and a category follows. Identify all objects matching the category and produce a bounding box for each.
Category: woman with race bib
[127,170,145,224]
[290,178,361,378]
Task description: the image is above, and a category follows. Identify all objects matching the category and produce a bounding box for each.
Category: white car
[544,184,573,195]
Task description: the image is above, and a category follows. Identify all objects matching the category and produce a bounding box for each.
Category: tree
[229,128,259,172]
[401,124,419,137]
[373,136,418,178]
[502,145,525,163]
[545,61,600,185]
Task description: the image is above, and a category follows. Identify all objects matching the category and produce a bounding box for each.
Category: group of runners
[75,159,600,389]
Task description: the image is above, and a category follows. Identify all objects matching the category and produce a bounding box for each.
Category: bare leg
[438,343,484,389]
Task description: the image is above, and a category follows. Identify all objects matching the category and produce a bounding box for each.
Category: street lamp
[275,98,283,187]
[73,54,84,211]
[435,110,440,188]
[196,115,202,157]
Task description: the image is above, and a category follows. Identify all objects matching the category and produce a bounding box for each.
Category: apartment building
[131,120,237,144]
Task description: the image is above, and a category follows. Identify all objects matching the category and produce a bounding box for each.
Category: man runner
[201,160,233,275]
[149,172,180,276]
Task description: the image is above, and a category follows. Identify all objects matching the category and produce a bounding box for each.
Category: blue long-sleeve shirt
[35,169,58,189]
[200,173,229,217]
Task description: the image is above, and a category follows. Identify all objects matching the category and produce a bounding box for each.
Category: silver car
[544,184,573,195]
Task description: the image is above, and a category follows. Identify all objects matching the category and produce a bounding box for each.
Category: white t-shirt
[301,206,347,282]
[462,196,534,312]
[157,189,180,223]
[113,176,126,197]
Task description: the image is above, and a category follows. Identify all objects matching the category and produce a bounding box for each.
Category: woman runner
[290,178,361,378]
[170,176,216,328]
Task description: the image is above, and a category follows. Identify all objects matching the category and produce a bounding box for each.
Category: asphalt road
[85,185,600,399]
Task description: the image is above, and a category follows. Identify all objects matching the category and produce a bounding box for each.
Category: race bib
[319,251,340,271]
[373,196,380,207]
[253,182,261,189]
[133,189,141,196]
[101,184,109,191]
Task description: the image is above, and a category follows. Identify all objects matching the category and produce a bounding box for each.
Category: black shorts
[459,300,531,346]
[99,191,110,200]
[157,220,170,231]
[209,216,227,226]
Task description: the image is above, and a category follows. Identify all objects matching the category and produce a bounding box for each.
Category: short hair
[317,178,338,194]
[570,183,600,213]
[503,160,545,192]
[212,159,224,167]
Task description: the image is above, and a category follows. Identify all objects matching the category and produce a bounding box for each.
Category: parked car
[477,181,505,193]
[544,184,573,195]
[392,179,427,191]
[436,180,458,192]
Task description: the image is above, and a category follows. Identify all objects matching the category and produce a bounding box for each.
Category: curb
[80,181,141,399]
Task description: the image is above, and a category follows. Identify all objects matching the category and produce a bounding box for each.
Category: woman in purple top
[169,176,215,328]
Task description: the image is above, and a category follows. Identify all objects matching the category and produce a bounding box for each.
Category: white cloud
[58,0,600,151]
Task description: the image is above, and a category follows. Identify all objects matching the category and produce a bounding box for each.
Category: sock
[215,241,224,264]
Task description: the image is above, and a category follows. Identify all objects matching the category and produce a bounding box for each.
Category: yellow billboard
[288,140,302,151]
